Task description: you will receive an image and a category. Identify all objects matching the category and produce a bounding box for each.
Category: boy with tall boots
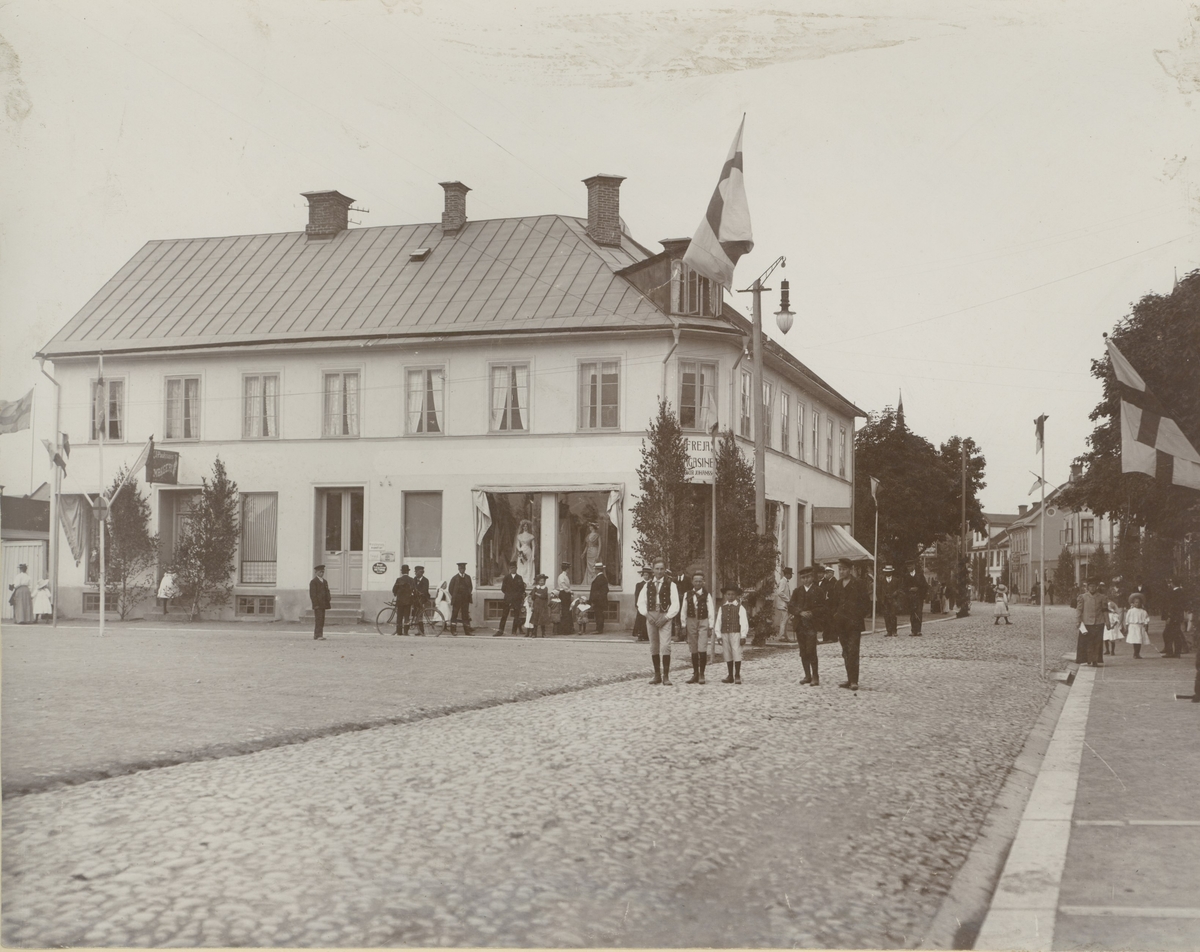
[448,561,474,636]
[310,564,331,640]
[905,560,928,636]
[1076,576,1105,666]
[497,562,526,636]
[636,559,680,685]
[681,572,716,684]
[391,564,416,635]
[835,559,868,690]
[717,584,749,683]
[879,564,900,636]
[788,566,821,685]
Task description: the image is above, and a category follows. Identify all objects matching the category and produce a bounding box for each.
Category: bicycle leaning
[375,595,446,636]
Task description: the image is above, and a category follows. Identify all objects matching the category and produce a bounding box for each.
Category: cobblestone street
[3,606,1074,948]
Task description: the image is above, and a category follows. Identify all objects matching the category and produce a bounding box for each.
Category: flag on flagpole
[870,476,880,503]
[1106,338,1200,490]
[682,116,754,289]
[1028,472,1048,496]
[0,389,34,434]
[1034,414,1047,453]
[41,438,68,475]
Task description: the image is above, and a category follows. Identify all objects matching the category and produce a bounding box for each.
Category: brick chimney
[1018,504,1028,516]
[583,174,625,246]
[1070,462,1084,482]
[439,181,470,234]
[302,190,354,239]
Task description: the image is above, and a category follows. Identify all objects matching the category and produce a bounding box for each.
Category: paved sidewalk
[975,639,1200,951]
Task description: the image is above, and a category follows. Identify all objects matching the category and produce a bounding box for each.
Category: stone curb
[917,670,1074,949]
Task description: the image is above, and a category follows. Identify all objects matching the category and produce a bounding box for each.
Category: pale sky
[2,0,1198,512]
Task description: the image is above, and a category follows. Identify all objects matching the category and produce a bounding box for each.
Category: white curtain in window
[262,375,278,437]
[490,367,507,430]
[472,490,493,545]
[606,488,622,544]
[184,378,199,437]
[343,373,359,436]
[244,376,260,437]
[167,378,182,438]
[109,381,123,440]
[324,374,340,436]
[698,364,717,431]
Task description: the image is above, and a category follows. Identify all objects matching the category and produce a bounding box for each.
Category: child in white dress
[1102,598,1122,655]
[1124,593,1150,659]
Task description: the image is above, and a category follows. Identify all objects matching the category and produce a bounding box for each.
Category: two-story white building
[38,175,864,624]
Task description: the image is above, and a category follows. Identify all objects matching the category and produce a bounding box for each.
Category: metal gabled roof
[39,215,672,358]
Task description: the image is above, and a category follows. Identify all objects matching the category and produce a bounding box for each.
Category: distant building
[968,512,1017,591]
[37,177,864,622]
[2,484,50,619]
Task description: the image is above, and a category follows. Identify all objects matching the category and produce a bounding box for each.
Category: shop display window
[476,492,539,588]
[557,492,621,586]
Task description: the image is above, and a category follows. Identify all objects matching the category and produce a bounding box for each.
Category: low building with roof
[37,176,864,623]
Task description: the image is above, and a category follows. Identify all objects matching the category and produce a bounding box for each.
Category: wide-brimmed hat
[882,565,895,573]
[594,562,604,568]
[535,573,548,581]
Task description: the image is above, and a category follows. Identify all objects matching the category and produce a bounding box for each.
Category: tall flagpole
[1039,427,1046,677]
[872,504,879,634]
[98,352,106,637]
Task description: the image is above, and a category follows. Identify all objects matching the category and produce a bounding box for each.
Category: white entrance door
[320,489,364,596]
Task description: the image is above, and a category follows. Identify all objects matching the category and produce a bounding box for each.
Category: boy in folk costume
[716,584,750,684]
[636,559,680,685]
[680,572,716,684]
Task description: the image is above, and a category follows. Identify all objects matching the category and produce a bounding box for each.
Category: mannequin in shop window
[583,523,601,586]
[515,519,536,589]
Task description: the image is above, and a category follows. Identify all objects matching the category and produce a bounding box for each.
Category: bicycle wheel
[422,605,446,635]
[375,605,397,636]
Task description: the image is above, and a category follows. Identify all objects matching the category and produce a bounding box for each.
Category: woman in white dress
[8,563,33,624]
[992,584,1011,625]
[32,578,52,621]
[514,520,536,589]
[157,568,181,615]
[1124,593,1151,660]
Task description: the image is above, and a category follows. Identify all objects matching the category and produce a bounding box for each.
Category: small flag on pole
[1034,414,1047,454]
[42,439,68,475]
[1028,472,1048,496]
[870,476,880,502]
[0,389,33,434]
[1106,338,1200,490]
[62,433,71,457]
[682,116,754,289]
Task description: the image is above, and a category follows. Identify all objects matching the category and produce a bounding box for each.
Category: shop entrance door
[319,488,364,596]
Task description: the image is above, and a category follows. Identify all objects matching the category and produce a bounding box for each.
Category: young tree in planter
[1054,545,1077,605]
[631,400,698,574]
[104,467,157,619]
[175,457,240,621]
[712,429,778,644]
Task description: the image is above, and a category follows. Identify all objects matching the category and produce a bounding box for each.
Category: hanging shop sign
[145,446,180,484]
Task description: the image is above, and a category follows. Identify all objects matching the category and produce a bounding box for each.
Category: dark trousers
[313,606,325,639]
[558,592,573,634]
[839,620,862,683]
[394,600,413,634]
[883,606,897,635]
[797,622,819,680]
[594,602,605,633]
[497,600,522,635]
[1162,619,1182,657]
[450,600,472,633]
[1077,624,1104,663]
[910,605,923,635]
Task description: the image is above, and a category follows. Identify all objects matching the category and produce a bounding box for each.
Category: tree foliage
[103,467,157,619]
[1088,543,1112,586]
[713,429,778,644]
[175,457,240,620]
[852,409,986,565]
[1054,545,1076,604]
[1058,269,1200,539]
[631,401,698,573]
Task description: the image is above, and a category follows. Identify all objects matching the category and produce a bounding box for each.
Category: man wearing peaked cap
[310,564,331,640]
[448,561,474,636]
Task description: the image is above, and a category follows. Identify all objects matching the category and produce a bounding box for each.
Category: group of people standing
[785,559,874,690]
[7,563,52,624]
[1075,575,1194,677]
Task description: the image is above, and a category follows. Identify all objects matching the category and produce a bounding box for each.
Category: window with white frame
[796,403,806,462]
[164,376,200,440]
[243,373,279,439]
[407,368,445,434]
[762,381,774,449]
[675,264,717,317]
[322,372,359,437]
[578,360,619,429]
[91,378,125,441]
[679,360,718,431]
[839,425,847,477]
[826,418,834,471]
[490,363,529,432]
[780,392,790,455]
[739,371,752,438]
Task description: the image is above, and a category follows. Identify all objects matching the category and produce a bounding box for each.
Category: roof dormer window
[672,261,719,317]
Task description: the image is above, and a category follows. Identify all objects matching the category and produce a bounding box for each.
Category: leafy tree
[631,401,699,573]
[175,457,240,621]
[1088,543,1113,586]
[939,435,987,542]
[1054,545,1076,605]
[103,467,157,619]
[1113,526,1141,588]
[713,429,778,643]
[1059,269,1200,540]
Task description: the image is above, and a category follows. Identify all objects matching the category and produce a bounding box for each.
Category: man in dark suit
[817,564,838,642]
[788,565,822,685]
[391,564,416,635]
[310,564,331,640]
[835,559,869,690]
[412,565,430,635]
[497,562,526,637]
[1161,577,1186,658]
[589,562,610,633]
[879,564,901,636]
[905,560,928,636]
[448,561,474,635]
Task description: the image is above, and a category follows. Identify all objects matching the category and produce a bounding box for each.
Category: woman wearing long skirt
[8,563,34,623]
